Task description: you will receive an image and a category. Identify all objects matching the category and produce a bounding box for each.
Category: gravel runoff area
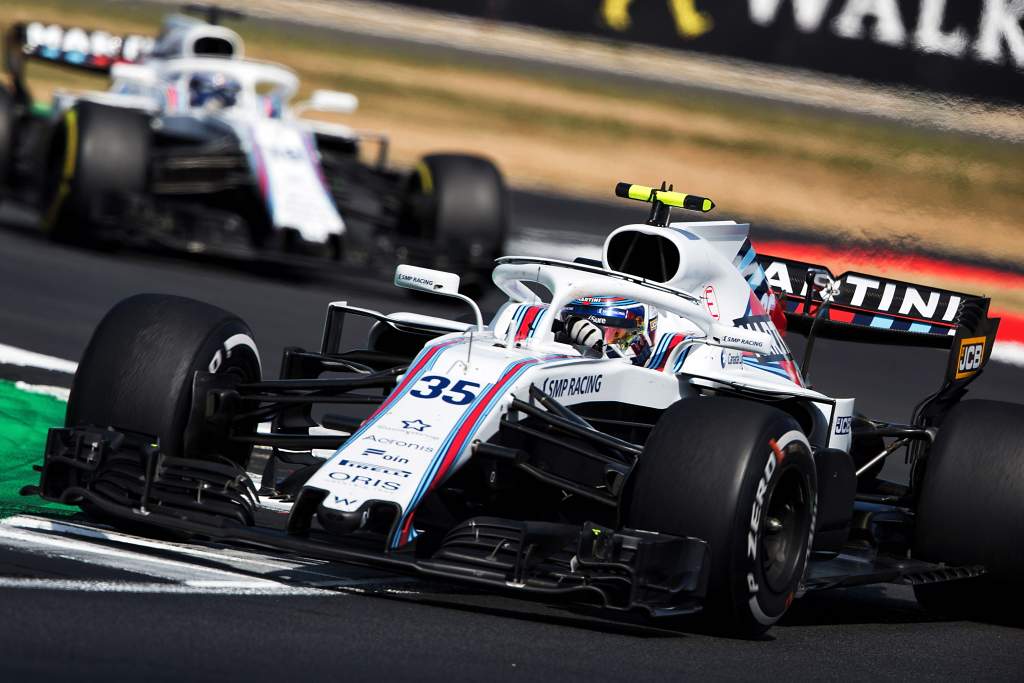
[147,0,1024,143]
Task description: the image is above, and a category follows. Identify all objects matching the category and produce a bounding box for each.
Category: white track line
[13,381,70,401]
[0,342,77,374]
[3,515,417,588]
[4,516,302,573]
[0,524,281,585]
[0,577,337,595]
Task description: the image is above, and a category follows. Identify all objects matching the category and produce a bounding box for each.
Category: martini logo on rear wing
[758,254,981,344]
[5,22,154,75]
[756,253,1000,386]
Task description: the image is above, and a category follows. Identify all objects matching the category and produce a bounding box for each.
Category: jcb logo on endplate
[955,336,986,380]
[834,416,852,435]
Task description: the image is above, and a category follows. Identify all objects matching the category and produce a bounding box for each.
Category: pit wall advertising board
[388,0,1023,104]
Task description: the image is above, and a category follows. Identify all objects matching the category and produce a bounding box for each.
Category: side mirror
[308,89,359,114]
[395,264,460,294]
[394,265,483,328]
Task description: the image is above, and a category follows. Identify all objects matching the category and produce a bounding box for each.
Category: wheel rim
[194,347,261,465]
[761,465,811,593]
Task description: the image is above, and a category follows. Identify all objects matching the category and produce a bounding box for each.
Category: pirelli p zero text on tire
[625,397,817,637]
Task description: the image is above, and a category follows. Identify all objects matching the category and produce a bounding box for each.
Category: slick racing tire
[41,100,150,243]
[400,153,507,280]
[0,85,13,191]
[67,294,262,467]
[625,397,817,637]
[913,400,1024,623]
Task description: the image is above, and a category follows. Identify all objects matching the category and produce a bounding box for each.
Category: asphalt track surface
[1,192,1024,680]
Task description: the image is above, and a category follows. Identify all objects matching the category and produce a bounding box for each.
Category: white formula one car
[30,182,1022,636]
[0,8,505,278]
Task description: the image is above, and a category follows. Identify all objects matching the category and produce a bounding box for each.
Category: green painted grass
[0,381,76,518]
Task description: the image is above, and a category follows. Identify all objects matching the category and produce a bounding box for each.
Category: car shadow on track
[348,584,694,640]
[777,585,941,628]
[0,208,383,289]
[343,580,966,642]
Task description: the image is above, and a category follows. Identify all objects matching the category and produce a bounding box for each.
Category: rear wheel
[41,101,150,243]
[913,400,1024,622]
[400,154,507,285]
[625,397,816,637]
[67,294,261,467]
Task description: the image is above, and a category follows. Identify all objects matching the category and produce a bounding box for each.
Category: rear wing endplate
[757,253,1000,387]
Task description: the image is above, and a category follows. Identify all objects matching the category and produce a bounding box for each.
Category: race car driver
[557,296,657,366]
[188,72,242,111]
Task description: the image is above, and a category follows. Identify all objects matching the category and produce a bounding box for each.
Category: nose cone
[316,504,365,536]
[315,499,402,539]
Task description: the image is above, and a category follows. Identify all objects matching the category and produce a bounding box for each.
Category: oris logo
[328,471,401,492]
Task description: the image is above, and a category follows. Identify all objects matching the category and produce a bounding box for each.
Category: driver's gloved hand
[555,315,604,354]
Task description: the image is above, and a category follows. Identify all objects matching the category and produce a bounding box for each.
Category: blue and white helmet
[189,72,241,110]
[561,296,658,363]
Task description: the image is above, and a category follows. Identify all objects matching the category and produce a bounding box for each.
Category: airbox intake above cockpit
[604,229,681,283]
[601,222,750,294]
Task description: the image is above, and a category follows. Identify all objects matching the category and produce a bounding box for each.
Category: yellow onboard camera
[614,181,715,226]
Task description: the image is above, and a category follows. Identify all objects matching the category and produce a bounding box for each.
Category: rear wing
[757,253,999,386]
[6,21,153,72]
[4,21,154,103]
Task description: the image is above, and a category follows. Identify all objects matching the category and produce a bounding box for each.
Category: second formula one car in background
[0,9,506,280]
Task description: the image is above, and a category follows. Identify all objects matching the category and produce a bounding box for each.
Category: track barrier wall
[388,0,1024,104]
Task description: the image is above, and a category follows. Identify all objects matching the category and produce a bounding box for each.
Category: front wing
[27,424,710,617]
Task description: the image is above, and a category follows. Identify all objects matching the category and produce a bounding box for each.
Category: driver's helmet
[188,72,241,110]
[560,296,658,364]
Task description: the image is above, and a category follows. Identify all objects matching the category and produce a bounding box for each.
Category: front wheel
[67,294,262,467]
[625,397,817,637]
